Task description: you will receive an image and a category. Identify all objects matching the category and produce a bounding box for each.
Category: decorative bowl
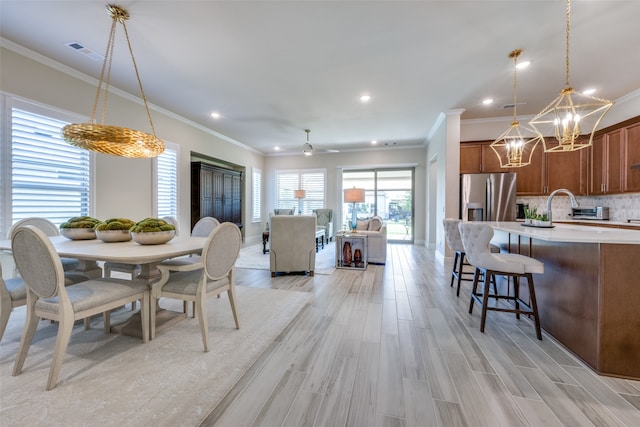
[96,229,132,243]
[131,230,175,245]
[60,228,96,240]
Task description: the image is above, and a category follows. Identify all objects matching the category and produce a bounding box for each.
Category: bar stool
[443,218,500,297]
[458,222,543,340]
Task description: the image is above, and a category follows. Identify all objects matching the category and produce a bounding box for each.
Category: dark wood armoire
[191,162,242,231]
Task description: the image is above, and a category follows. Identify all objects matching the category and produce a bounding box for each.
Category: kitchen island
[488,222,640,379]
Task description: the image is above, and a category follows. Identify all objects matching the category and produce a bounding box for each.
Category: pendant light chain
[565,0,571,89]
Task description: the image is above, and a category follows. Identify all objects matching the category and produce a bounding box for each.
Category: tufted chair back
[457,222,495,267]
[442,219,464,252]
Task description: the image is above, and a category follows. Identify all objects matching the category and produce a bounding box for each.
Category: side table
[335,233,367,270]
[262,231,270,254]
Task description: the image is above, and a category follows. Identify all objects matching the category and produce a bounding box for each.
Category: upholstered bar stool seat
[443,219,499,297]
[458,222,544,340]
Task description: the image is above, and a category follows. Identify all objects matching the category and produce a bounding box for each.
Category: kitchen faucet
[546,188,579,225]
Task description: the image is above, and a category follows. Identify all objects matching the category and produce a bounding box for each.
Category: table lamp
[294,189,306,214]
[344,187,365,231]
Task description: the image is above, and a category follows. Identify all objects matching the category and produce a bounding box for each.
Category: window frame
[275,168,326,215]
[0,94,95,237]
[152,140,179,222]
[252,167,262,223]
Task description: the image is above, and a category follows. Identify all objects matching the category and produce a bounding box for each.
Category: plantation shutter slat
[11,108,91,226]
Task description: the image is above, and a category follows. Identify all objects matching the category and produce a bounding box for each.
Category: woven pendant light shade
[62,4,164,158]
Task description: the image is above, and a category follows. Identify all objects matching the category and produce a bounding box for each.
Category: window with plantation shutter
[252,168,262,222]
[154,142,178,220]
[275,169,326,214]
[7,104,92,229]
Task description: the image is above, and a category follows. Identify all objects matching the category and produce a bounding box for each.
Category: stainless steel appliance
[460,173,517,221]
[571,206,609,220]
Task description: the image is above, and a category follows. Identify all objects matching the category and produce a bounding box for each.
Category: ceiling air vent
[65,41,103,61]
[501,102,527,109]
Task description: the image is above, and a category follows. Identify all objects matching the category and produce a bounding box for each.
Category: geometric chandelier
[529,0,613,153]
[62,4,164,158]
[490,49,542,168]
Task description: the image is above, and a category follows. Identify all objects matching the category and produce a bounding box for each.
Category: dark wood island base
[492,227,640,380]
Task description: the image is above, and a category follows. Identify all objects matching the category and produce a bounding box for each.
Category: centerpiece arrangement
[523,206,552,228]
[59,216,101,240]
[95,218,136,242]
[130,217,176,245]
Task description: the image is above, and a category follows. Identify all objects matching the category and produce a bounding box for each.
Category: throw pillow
[369,217,383,231]
[356,220,369,230]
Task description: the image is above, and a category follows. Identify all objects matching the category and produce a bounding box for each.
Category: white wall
[1,46,265,241]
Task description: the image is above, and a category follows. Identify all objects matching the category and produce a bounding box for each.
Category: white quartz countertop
[490,222,640,244]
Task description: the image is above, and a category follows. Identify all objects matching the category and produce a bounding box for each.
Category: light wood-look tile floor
[201,244,640,426]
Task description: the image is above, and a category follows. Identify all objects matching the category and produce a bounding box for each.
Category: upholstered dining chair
[191,216,220,237]
[151,222,242,352]
[8,217,80,275]
[0,264,26,342]
[11,225,150,390]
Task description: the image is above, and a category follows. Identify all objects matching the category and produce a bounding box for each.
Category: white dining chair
[191,216,220,237]
[158,216,220,316]
[8,217,80,275]
[11,225,150,390]
[150,222,241,351]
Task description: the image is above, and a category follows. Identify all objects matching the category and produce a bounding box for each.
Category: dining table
[0,234,208,339]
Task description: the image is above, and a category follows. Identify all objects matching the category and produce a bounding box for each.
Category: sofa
[269,215,317,276]
[351,216,387,264]
[312,209,333,242]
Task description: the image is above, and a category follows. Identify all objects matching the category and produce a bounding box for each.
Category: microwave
[571,206,609,220]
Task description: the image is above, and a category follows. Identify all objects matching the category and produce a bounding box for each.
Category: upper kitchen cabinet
[624,122,640,192]
[544,142,588,196]
[515,144,544,195]
[459,142,503,174]
[589,125,632,195]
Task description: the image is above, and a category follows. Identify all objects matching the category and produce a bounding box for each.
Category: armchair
[269,215,316,276]
[312,209,334,242]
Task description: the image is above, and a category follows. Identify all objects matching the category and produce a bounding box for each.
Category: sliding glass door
[343,168,414,243]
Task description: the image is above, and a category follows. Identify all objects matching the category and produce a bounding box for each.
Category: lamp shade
[344,188,365,203]
[294,189,306,199]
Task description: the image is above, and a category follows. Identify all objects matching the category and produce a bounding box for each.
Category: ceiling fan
[302,129,339,155]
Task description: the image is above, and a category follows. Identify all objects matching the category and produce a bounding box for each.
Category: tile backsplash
[518,192,640,222]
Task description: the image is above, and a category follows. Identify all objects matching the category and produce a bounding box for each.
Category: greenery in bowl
[129,218,176,233]
[60,216,102,229]
[95,218,136,231]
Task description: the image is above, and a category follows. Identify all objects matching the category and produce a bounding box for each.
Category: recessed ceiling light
[274,146,280,151]
[210,112,221,119]
[482,98,494,105]
[371,140,378,145]
[516,61,530,69]
[582,88,596,95]
[360,94,371,102]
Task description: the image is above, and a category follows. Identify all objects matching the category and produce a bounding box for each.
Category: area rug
[235,241,336,275]
[0,286,311,427]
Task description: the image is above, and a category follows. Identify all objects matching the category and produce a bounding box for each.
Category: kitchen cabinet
[459,142,502,173]
[590,129,624,194]
[460,115,640,197]
[544,143,588,195]
[624,122,640,192]
[460,140,584,196]
[515,145,544,195]
[191,162,242,231]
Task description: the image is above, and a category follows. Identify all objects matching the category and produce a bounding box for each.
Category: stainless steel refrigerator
[460,173,517,221]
